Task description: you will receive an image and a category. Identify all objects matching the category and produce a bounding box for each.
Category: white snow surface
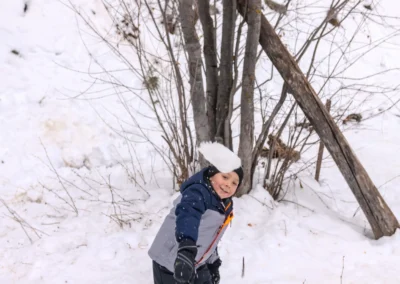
[1,1,400,284]
[199,142,242,173]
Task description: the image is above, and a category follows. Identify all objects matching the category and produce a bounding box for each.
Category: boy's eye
[223,175,228,179]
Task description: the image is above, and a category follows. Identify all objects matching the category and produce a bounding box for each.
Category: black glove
[173,238,198,283]
[207,258,222,284]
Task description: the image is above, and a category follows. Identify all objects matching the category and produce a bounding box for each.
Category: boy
[148,164,243,284]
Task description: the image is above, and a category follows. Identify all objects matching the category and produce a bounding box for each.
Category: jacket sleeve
[175,185,207,243]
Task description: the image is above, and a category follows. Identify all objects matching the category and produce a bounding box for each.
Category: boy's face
[210,172,239,199]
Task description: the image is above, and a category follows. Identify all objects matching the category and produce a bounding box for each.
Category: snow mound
[198,141,241,173]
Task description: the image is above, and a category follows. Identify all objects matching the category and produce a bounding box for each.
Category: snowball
[198,141,241,173]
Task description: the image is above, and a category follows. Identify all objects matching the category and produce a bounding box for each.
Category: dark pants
[153,261,212,284]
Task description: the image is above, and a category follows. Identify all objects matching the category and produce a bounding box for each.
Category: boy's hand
[173,238,197,283]
[207,258,222,284]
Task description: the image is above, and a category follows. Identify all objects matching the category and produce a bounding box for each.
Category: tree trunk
[216,0,236,148]
[179,0,210,165]
[237,2,399,239]
[237,0,261,197]
[198,0,218,142]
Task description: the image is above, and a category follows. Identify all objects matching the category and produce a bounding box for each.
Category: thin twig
[39,139,78,215]
[0,198,48,243]
[280,199,315,212]
[247,195,274,210]
[242,257,245,278]
[340,256,345,284]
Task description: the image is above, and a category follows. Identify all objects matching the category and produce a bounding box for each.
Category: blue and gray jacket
[148,167,234,272]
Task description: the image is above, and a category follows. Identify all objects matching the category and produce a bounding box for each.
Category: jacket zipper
[195,204,234,266]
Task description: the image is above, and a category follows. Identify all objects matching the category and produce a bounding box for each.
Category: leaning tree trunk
[237,1,399,239]
[237,0,261,197]
[216,0,236,148]
[178,0,210,167]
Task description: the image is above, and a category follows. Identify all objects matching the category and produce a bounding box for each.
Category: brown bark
[178,0,210,158]
[216,0,236,148]
[315,99,331,182]
[198,0,218,142]
[237,2,399,238]
[237,0,261,197]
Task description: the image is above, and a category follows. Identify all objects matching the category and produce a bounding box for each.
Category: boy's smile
[209,172,239,199]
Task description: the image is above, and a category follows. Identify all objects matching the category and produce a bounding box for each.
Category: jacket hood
[180,167,210,193]
[180,167,233,214]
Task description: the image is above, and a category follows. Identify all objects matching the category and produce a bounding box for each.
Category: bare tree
[178,0,210,166]
[237,0,399,238]
[198,0,219,142]
[216,0,236,148]
[237,0,261,196]
[67,0,400,237]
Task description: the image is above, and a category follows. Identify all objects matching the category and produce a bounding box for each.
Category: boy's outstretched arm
[175,185,207,243]
[173,185,208,283]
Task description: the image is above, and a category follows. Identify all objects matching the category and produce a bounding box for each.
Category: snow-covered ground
[1,0,400,283]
